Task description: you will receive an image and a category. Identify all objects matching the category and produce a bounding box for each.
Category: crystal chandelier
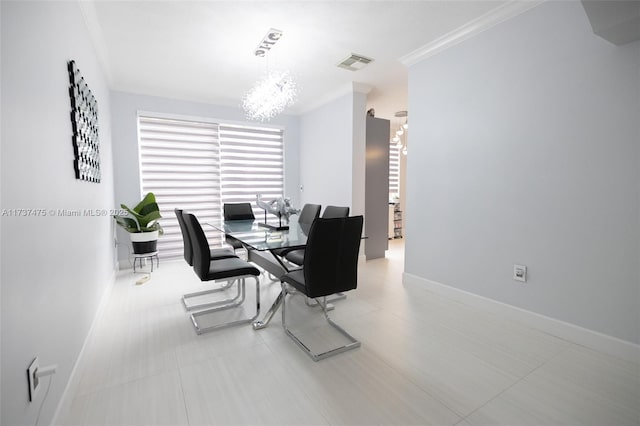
[392,111,409,155]
[242,28,298,121]
[242,70,298,121]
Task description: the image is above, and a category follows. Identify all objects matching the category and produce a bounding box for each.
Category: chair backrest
[183,213,211,280]
[298,204,321,226]
[174,208,193,265]
[223,203,255,221]
[322,205,350,218]
[303,216,363,298]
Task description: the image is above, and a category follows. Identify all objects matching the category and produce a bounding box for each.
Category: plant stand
[132,251,159,273]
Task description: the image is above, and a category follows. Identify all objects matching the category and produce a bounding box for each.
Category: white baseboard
[51,269,117,425]
[403,272,640,364]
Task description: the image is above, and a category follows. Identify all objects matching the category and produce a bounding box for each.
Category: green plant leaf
[133,193,157,213]
[114,192,163,233]
[114,215,140,232]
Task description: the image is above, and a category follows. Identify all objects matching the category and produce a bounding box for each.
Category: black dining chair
[280,215,364,361]
[298,203,322,223]
[175,209,239,311]
[223,202,256,220]
[223,203,255,252]
[175,209,236,266]
[271,203,321,259]
[321,205,350,219]
[183,213,261,334]
[284,205,350,266]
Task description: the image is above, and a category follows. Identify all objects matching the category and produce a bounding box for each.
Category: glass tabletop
[206,218,311,251]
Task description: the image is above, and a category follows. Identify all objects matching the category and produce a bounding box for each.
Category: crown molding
[400,0,545,66]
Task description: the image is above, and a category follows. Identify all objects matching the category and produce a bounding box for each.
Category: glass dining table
[206,218,311,330]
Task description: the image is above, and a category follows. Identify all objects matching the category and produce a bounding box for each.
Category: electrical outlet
[514,264,527,282]
[27,357,39,401]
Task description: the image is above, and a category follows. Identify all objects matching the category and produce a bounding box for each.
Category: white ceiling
[82,0,508,121]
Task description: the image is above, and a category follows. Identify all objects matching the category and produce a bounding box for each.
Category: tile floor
[63,240,640,425]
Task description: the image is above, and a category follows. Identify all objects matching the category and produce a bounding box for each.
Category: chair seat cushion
[210,247,237,259]
[284,249,304,265]
[206,257,260,280]
[281,269,306,294]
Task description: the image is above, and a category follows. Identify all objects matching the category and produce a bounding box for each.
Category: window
[138,115,222,259]
[138,114,285,259]
[219,123,284,222]
[389,143,400,200]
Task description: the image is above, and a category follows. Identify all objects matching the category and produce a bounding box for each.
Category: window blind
[138,115,223,259]
[389,143,400,199]
[138,116,286,260]
[219,123,284,224]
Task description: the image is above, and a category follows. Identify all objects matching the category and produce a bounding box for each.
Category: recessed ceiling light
[337,53,374,71]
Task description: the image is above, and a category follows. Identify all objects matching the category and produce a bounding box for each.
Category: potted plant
[114,192,163,254]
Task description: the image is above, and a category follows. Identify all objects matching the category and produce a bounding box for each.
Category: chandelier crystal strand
[242,70,298,121]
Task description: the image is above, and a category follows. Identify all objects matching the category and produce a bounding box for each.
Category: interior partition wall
[405,0,640,345]
[364,116,390,260]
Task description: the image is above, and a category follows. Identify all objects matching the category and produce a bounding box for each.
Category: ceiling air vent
[337,54,374,71]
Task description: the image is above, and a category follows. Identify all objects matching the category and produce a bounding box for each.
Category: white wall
[1,2,116,425]
[406,1,639,344]
[110,91,300,263]
[352,91,368,216]
[299,93,354,209]
[299,89,367,214]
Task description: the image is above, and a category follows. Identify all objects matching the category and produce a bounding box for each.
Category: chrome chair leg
[304,296,335,311]
[181,279,237,311]
[326,292,347,303]
[281,285,361,361]
[191,276,261,334]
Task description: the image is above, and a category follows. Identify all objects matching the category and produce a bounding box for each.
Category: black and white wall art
[67,60,100,183]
